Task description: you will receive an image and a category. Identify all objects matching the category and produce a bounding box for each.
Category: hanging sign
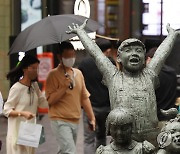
[74,0,90,18]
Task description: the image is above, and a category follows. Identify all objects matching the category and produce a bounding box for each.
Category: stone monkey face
[110,123,132,145]
[119,45,145,73]
[159,121,180,153]
[165,122,180,153]
[107,108,133,145]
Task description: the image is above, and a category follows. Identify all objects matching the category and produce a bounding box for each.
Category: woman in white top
[3,55,48,154]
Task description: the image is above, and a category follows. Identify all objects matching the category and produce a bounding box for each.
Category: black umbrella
[9,14,101,54]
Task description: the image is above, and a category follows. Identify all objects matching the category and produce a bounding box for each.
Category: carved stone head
[157,116,180,154]
[117,38,146,73]
[106,108,134,145]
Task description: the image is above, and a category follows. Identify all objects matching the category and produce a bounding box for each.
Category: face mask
[62,57,75,68]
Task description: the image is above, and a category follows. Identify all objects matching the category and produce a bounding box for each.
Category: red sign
[37,52,54,82]
[37,52,53,114]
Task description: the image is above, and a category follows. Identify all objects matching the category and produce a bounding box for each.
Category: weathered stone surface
[67,21,180,142]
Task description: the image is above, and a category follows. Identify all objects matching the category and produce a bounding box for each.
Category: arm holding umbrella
[67,20,118,85]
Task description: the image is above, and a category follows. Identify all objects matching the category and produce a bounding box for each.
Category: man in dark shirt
[156,65,177,120]
[146,47,177,121]
[79,38,115,154]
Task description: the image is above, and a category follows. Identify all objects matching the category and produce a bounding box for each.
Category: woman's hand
[21,111,35,120]
[66,19,88,34]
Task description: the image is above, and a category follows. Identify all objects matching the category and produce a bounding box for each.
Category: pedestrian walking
[45,41,95,154]
[146,47,177,121]
[0,91,3,152]
[79,38,114,153]
[3,55,48,154]
[0,140,2,151]
[0,91,3,114]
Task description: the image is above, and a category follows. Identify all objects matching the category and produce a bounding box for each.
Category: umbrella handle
[63,64,74,90]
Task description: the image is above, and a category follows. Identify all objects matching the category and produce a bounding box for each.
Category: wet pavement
[0,113,84,154]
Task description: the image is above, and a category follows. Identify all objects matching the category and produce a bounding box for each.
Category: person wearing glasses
[45,41,95,154]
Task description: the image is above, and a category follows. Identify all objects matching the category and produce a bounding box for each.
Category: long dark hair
[7,54,40,85]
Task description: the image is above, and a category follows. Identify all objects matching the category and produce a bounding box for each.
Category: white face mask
[62,57,75,68]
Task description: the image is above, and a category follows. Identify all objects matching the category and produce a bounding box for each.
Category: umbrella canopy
[9,14,101,54]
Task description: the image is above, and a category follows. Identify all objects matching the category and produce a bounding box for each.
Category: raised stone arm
[147,24,180,75]
[67,20,117,85]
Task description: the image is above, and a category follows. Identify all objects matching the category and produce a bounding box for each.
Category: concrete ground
[0,113,84,154]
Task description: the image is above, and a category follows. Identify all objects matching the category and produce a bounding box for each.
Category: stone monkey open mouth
[129,57,140,65]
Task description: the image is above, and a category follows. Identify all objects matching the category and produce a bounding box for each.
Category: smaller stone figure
[157,114,180,154]
[96,108,155,154]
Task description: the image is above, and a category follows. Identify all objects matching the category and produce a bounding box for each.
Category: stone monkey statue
[67,20,180,141]
[157,114,180,154]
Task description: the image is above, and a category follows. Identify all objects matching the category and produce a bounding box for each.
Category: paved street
[0,113,84,154]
